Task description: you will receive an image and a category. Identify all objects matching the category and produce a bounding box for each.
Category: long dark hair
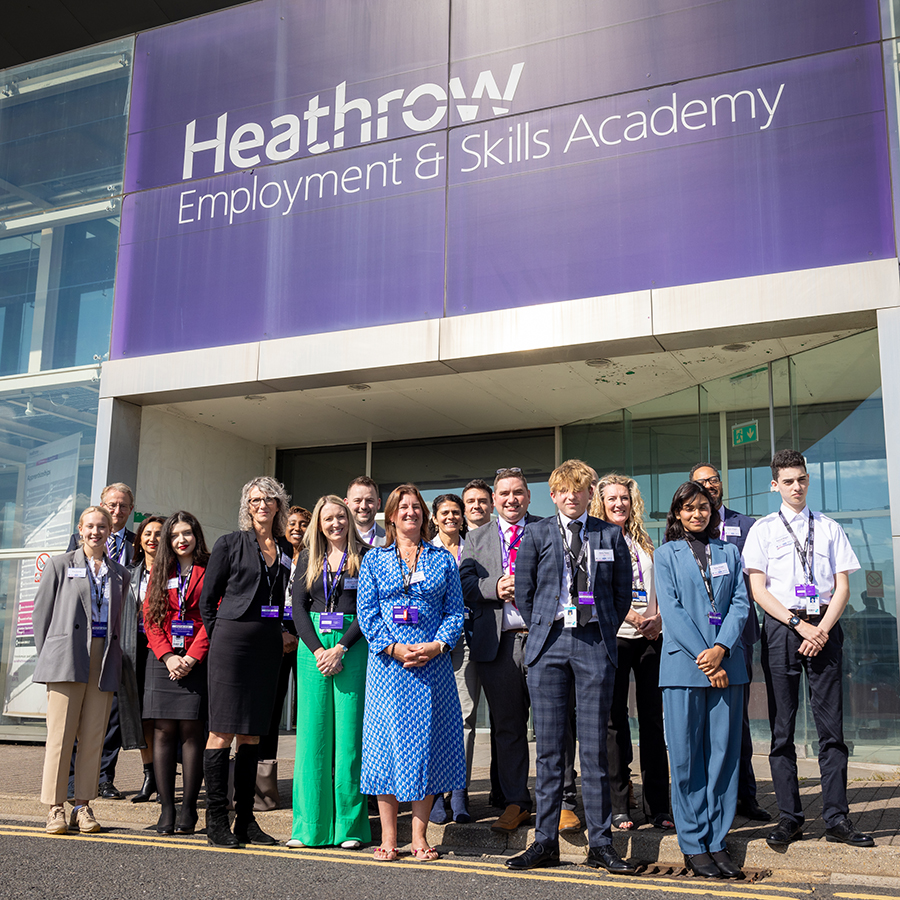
[132,515,166,568]
[664,482,721,543]
[431,493,468,539]
[145,511,211,629]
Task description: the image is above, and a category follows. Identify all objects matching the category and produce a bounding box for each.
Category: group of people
[31,450,874,876]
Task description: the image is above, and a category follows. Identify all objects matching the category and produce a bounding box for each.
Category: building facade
[1,0,899,763]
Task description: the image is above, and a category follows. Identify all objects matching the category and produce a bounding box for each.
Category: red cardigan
[145,564,210,662]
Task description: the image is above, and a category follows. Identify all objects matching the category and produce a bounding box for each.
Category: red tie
[508,524,519,574]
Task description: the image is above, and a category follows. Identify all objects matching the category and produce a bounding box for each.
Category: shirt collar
[358,524,376,543]
[499,515,526,535]
[557,511,588,530]
[780,503,810,522]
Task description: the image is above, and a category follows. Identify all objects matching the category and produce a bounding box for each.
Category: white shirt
[617,538,656,640]
[430,534,465,566]
[498,517,527,631]
[88,558,110,623]
[741,504,859,611]
[554,512,597,624]
[359,524,378,546]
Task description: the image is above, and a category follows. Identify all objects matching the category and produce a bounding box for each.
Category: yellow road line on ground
[834,893,900,899]
[0,824,811,899]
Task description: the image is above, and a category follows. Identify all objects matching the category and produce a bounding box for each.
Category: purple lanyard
[625,536,645,590]
[176,561,192,617]
[323,550,348,611]
[498,521,524,573]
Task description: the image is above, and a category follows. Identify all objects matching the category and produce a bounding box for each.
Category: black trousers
[606,635,669,817]
[761,615,849,827]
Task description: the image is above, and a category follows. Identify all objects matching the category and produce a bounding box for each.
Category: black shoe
[711,849,742,878]
[489,790,507,810]
[584,845,637,875]
[234,817,277,846]
[99,781,124,800]
[766,819,803,847]
[175,807,197,835]
[450,790,472,824]
[735,799,771,821]
[132,765,157,803]
[825,818,875,847]
[684,853,722,878]
[206,810,239,848]
[156,806,176,835]
[505,842,560,870]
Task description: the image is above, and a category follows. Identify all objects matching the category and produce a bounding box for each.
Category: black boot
[132,763,157,803]
[233,744,276,845]
[203,748,239,848]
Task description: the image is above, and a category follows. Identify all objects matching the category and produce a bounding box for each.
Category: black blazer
[199,530,293,639]
[721,505,761,646]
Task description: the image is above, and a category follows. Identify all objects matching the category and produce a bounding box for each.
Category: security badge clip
[91,622,108,638]
[707,611,722,626]
[319,612,345,632]
[261,605,280,618]
[392,606,419,624]
[563,605,578,628]
[796,584,819,615]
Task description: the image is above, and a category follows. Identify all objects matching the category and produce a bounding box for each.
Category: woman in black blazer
[199,476,293,849]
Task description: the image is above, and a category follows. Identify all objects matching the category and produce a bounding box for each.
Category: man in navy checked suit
[508,460,635,873]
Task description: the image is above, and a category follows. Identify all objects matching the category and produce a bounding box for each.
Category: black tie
[568,521,591,625]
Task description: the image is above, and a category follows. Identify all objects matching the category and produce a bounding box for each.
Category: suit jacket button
[74,623,80,629]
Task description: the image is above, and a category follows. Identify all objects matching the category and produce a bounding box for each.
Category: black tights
[154,718,206,826]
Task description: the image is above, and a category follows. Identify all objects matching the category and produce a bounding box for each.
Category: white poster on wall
[3,433,81,718]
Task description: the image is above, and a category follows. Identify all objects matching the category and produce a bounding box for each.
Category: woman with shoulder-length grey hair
[199,476,293,849]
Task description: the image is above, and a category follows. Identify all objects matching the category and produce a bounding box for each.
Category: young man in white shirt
[743,449,873,848]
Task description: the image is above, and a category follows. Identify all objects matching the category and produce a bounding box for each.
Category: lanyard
[257,545,280,607]
[685,539,717,613]
[557,516,589,594]
[88,562,108,621]
[323,550,348,611]
[625,535,645,590]
[498,521,524,573]
[176,561,192,618]
[778,510,815,585]
[396,543,422,597]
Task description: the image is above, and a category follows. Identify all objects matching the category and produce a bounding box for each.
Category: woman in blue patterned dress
[357,483,465,862]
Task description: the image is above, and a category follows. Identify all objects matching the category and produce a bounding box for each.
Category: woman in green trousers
[288,495,370,848]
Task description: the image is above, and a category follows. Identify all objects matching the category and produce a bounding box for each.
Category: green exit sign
[732,420,759,447]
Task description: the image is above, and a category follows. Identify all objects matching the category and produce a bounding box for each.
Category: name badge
[67,567,86,578]
[563,605,578,628]
[281,553,292,569]
[392,606,419,624]
[724,526,742,537]
[710,563,729,578]
[172,634,184,649]
[409,571,425,585]
[806,595,821,616]
[775,536,794,550]
[707,611,722,626]
[319,612,345,631]
[261,605,280,618]
[795,584,817,598]
[632,589,648,604]
[577,591,594,606]
[283,601,293,620]
[595,549,614,562]
[463,607,473,621]
[171,619,195,637]
[167,577,179,590]
[91,622,107,638]
[343,577,358,590]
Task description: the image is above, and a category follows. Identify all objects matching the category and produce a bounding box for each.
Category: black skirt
[206,616,282,734]
[143,651,207,720]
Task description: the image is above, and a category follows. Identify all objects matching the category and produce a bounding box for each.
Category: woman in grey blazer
[33,506,130,836]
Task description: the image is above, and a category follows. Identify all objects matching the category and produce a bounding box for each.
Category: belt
[503,627,529,635]
[792,609,826,624]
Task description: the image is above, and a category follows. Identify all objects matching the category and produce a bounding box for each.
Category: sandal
[411,847,440,861]
[373,846,400,861]
[652,814,676,831]
[612,814,635,831]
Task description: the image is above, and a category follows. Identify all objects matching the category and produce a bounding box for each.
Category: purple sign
[113,0,893,359]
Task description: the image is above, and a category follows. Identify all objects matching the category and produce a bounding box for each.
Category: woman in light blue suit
[655,481,749,879]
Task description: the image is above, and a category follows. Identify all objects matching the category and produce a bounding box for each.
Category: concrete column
[91,397,142,504]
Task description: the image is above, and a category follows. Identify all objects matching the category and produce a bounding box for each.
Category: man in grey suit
[460,468,538,833]
[508,459,634,873]
[345,476,385,546]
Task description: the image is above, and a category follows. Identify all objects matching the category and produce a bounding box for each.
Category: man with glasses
[459,467,541,835]
[64,483,136,801]
[689,463,768,821]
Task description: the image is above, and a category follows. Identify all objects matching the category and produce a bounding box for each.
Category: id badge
[806,594,821,616]
[283,601,292,619]
[172,634,185,649]
[724,525,742,538]
[409,571,425,585]
[67,567,86,579]
[392,606,419,624]
[261,605,280,618]
[595,549,614,562]
[632,589,648,603]
[166,577,179,590]
[343,577,358,590]
[463,607,473,621]
[172,619,195,637]
[707,611,722,626]
[563,605,577,628]
[710,563,729,578]
[795,584,816,599]
[577,591,594,606]
[319,612,345,631]
[91,622,107,638]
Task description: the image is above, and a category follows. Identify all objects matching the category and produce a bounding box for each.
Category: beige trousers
[41,637,113,805]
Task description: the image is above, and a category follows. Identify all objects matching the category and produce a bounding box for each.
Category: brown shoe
[70,804,101,834]
[491,804,531,833]
[46,805,67,835]
[559,809,582,833]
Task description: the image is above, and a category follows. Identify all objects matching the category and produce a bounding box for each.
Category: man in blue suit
[507,459,635,874]
[690,464,769,822]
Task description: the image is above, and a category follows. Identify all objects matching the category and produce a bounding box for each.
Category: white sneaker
[46,805,67,835]
[340,840,361,850]
[70,804,101,833]
[285,839,305,848]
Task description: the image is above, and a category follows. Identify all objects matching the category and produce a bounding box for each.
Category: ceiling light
[585,358,612,368]
[722,343,749,352]
[347,384,371,391]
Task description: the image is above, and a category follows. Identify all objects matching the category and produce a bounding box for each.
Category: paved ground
[1,734,898,878]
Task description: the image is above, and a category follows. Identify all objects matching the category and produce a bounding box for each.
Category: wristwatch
[786,615,802,631]
[438,641,451,654]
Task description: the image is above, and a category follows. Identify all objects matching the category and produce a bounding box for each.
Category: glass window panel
[277,444,367,511]
[0,39,132,222]
[0,230,39,376]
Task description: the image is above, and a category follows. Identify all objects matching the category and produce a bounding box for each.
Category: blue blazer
[516,515,632,667]
[654,538,749,688]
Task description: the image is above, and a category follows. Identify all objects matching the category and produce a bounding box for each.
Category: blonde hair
[76,506,113,546]
[100,483,134,507]
[591,473,655,556]
[304,495,364,589]
[548,459,595,493]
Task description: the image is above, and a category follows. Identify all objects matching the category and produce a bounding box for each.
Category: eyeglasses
[694,476,722,487]
[496,467,523,475]
[103,502,132,510]
[248,496,278,507]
